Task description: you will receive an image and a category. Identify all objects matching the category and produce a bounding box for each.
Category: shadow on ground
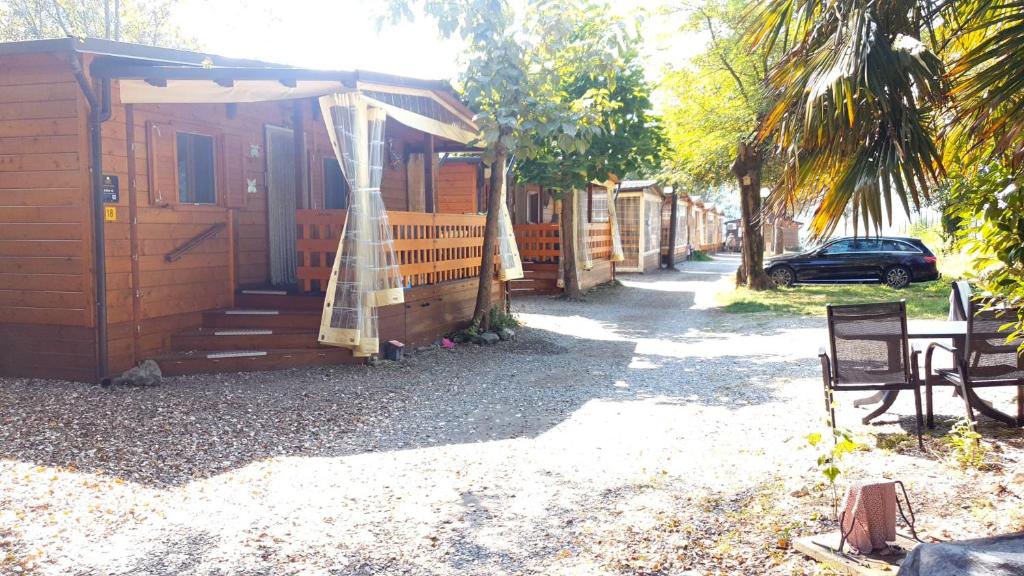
[0,255,991,490]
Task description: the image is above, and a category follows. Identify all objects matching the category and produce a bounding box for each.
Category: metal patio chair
[820,301,923,447]
[948,280,973,321]
[926,302,1024,430]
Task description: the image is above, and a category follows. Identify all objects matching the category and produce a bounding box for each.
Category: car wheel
[884,265,911,289]
[770,265,795,287]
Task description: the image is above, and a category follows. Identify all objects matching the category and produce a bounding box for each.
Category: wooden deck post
[424,133,435,213]
[667,187,678,270]
[126,103,142,365]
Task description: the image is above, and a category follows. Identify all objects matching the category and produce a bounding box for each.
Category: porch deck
[510,222,614,295]
[154,209,497,376]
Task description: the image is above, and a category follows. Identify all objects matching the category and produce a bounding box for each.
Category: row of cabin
[0,38,499,382]
[507,180,726,294]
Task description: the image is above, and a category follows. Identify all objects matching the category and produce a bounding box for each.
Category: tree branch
[700,8,751,108]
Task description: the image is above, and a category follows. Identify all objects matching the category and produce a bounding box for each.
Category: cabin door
[265,125,298,287]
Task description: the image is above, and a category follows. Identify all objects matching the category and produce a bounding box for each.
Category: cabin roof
[618,179,659,191]
[0,37,469,115]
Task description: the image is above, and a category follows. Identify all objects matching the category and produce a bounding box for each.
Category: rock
[497,328,515,341]
[474,332,500,346]
[790,486,810,498]
[113,359,162,386]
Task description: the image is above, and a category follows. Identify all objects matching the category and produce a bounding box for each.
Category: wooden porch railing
[586,221,612,260]
[513,223,560,263]
[296,209,487,293]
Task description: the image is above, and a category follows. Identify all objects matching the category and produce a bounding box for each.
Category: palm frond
[753,1,946,240]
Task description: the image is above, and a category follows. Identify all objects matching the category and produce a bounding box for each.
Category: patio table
[854,320,1016,426]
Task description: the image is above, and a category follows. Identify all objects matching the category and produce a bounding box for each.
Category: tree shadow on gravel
[0,261,891,489]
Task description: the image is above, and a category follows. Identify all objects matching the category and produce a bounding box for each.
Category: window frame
[174,130,218,206]
[526,190,541,224]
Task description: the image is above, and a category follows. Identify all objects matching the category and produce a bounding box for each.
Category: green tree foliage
[517,37,665,298]
[660,0,770,197]
[517,42,665,192]
[0,0,196,48]
[747,0,1024,334]
[385,0,629,323]
[660,0,775,289]
[747,0,1024,239]
[748,0,946,240]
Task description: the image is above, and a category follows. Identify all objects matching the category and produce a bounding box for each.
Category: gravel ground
[1,254,1022,575]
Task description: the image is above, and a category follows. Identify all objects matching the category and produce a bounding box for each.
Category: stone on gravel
[112,359,162,386]
[474,332,500,345]
[497,328,515,341]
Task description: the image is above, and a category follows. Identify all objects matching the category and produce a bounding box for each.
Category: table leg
[862,391,899,424]
[854,391,886,407]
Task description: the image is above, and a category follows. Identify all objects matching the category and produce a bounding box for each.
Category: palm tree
[947,0,1024,168]
[746,0,1023,238]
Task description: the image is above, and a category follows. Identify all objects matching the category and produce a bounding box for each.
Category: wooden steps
[170,327,322,351]
[201,308,320,330]
[509,262,560,296]
[157,347,361,376]
[155,291,361,376]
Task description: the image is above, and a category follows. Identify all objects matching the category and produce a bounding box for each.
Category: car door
[801,239,856,281]
[848,238,884,280]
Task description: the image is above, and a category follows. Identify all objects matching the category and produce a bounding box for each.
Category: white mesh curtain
[318,92,404,356]
[574,189,593,271]
[496,162,524,281]
[606,183,624,262]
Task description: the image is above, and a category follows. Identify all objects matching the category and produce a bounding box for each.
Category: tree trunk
[732,140,770,290]
[561,191,583,300]
[472,149,506,330]
[773,220,784,255]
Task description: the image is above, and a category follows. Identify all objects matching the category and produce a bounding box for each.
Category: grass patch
[689,250,714,262]
[717,277,953,319]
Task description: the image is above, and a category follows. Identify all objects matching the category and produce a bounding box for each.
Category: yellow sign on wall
[104,206,117,222]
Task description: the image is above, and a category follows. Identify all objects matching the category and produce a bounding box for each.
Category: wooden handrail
[164,222,226,262]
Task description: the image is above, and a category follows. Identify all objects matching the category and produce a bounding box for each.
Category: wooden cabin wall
[579,260,613,291]
[0,52,98,381]
[0,52,489,380]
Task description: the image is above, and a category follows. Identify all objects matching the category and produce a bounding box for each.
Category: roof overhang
[90,61,480,146]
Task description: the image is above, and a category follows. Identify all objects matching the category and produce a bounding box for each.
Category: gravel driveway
[2,254,1021,575]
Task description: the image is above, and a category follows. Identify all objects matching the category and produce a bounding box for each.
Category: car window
[881,240,918,252]
[852,239,881,252]
[822,240,854,254]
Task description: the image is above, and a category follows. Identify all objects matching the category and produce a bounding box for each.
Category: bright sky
[172,0,708,87]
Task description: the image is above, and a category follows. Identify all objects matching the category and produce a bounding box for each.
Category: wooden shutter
[223,134,245,208]
[145,121,175,205]
[407,153,426,212]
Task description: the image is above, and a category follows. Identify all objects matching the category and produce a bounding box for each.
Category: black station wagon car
[764,236,939,289]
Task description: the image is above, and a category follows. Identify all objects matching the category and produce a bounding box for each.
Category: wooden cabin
[660,191,691,265]
[0,38,502,382]
[509,183,615,295]
[614,180,664,273]
[764,217,802,253]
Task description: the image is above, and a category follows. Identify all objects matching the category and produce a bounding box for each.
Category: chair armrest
[925,341,959,379]
[818,347,832,383]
